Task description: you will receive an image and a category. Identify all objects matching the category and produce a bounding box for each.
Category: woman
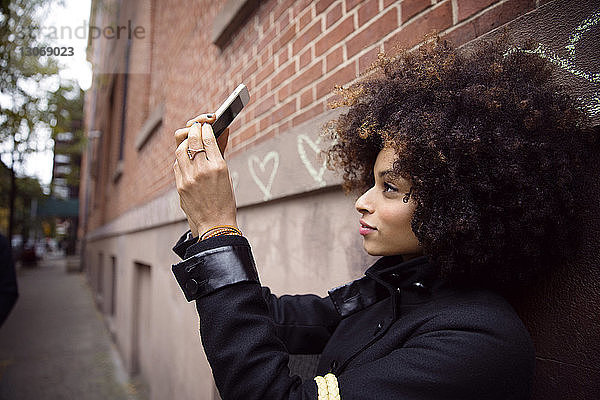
[171,37,597,399]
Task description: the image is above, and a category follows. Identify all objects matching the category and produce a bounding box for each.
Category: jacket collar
[328,254,439,318]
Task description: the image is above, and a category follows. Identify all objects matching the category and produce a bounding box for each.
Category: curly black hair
[323,35,599,290]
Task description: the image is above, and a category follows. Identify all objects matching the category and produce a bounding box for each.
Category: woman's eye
[383,182,398,193]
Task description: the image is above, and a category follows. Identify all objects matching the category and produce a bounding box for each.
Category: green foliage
[0,0,81,240]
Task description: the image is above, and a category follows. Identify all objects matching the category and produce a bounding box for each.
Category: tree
[0,0,71,243]
[47,81,85,194]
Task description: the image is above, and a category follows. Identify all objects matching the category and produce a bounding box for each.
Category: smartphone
[211,83,250,139]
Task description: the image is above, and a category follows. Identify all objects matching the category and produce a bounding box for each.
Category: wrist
[199,225,242,241]
[187,216,199,237]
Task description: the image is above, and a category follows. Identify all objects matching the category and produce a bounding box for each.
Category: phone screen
[212,95,245,138]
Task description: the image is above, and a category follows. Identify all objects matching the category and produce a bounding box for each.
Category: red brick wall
[83,0,541,232]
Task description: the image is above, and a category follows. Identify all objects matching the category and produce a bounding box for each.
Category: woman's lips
[359,226,376,235]
[359,220,376,236]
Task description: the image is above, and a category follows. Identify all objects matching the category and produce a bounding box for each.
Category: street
[0,256,145,400]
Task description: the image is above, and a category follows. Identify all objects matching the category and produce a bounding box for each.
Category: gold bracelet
[203,231,242,240]
[199,225,242,241]
[203,227,241,239]
[203,229,242,240]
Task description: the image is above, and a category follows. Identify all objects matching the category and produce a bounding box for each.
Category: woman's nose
[355,187,374,214]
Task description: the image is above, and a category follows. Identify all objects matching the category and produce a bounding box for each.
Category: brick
[258,25,276,53]
[299,47,312,70]
[293,0,313,18]
[346,8,398,58]
[242,59,258,81]
[275,23,296,52]
[292,101,324,127]
[316,62,356,99]
[276,47,290,68]
[255,94,275,116]
[293,19,322,55]
[271,99,296,124]
[231,62,243,81]
[258,83,268,98]
[259,115,270,131]
[300,87,314,108]
[316,0,336,14]
[258,128,277,145]
[239,123,257,143]
[315,14,354,56]
[230,118,242,133]
[256,61,275,83]
[358,46,380,73]
[402,0,432,22]
[299,7,312,28]
[278,18,291,35]
[273,62,296,88]
[274,0,295,23]
[326,46,344,72]
[279,120,292,134]
[246,106,256,123]
[358,0,379,27]
[444,0,534,47]
[278,82,292,100]
[257,0,278,24]
[346,0,364,12]
[326,3,343,29]
[384,1,452,53]
[260,49,270,65]
[456,0,498,22]
[291,60,323,92]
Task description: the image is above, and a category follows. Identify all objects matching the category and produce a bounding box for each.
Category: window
[110,256,117,316]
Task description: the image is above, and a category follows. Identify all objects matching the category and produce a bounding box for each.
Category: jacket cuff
[172,230,197,259]
[172,237,259,302]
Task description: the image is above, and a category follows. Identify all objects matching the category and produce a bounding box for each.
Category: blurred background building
[80,0,599,399]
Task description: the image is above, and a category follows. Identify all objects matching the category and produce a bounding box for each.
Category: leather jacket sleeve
[172,234,326,399]
[261,287,341,354]
[172,233,341,353]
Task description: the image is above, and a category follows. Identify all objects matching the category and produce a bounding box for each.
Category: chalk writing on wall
[230,171,239,192]
[297,134,327,188]
[507,10,600,117]
[248,151,279,201]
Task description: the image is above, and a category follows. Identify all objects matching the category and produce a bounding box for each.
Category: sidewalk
[0,255,144,400]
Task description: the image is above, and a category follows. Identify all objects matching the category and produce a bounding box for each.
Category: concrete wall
[84,186,377,399]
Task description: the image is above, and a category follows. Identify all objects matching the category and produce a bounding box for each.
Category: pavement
[0,255,146,400]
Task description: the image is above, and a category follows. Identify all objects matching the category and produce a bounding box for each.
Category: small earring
[403,187,413,203]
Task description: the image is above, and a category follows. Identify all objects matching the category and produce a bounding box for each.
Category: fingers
[186,113,216,127]
[201,122,223,162]
[173,158,184,191]
[174,127,190,147]
[188,122,205,157]
[175,137,191,168]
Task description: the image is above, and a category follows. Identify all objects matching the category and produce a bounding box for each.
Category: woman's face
[355,146,422,259]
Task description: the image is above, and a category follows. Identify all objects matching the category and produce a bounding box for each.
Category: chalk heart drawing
[297,134,327,187]
[230,171,239,192]
[248,151,279,201]
[508,10,600,116]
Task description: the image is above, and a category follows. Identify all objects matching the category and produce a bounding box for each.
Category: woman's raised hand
[174,113,230,155]
[173,117,237,239]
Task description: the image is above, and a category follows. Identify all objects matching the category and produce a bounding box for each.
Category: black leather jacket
[172,232,534,400]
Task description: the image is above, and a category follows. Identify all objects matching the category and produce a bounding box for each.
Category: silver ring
[187,148,206,160]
